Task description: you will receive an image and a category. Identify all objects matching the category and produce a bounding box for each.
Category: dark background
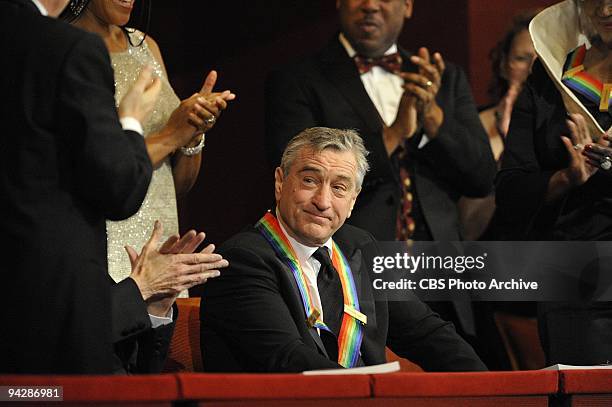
[130,0,556,245]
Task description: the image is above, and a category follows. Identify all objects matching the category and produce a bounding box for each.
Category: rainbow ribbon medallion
[562,44,612,112]
[255,212,364,368]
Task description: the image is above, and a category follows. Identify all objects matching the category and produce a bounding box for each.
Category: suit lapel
[318,38,383,134]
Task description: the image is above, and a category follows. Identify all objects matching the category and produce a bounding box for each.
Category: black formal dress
[497,59,612,365]
[0,0,152,373]
[200,220,486,372]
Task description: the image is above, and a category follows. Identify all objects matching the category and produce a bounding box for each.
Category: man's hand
[400,47,445,138]
[383,92,418,155]
[126,221,228,317]
[118,65,162,124]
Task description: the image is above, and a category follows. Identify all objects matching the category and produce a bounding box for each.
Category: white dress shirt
[30,0,47,15]
[339,33,403,127]
[150,308,173,328]
[339,33,429,148]
[277,214,333,325]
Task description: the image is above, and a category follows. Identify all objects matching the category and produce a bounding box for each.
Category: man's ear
[347,187,361,218]
[274,167,284,202]
[405,0,414,18]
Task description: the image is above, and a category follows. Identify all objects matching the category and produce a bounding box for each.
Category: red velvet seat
[163,297,202,372]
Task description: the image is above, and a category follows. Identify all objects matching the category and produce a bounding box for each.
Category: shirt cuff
[149,307,173,328]
[120,117,144,136]
[418,134,430,149]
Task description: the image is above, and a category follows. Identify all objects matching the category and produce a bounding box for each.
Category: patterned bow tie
[354,53,402,74]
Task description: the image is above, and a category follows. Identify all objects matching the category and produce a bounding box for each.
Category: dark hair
[59,0,152,48]
[487,10,540,102]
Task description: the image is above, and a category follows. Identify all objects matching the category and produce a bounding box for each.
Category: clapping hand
[118,65,162,124]
[163,70,236,150]
[126,221,228,317]
[400,47,445,137]
[561,113,600,187]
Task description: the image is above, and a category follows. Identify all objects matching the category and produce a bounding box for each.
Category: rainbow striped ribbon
[562,44,612,111]
[255,212,364,368]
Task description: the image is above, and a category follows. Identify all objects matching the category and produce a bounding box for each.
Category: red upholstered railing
[177,373,371,400]
[1,369,611,405]
[372,370,559,397]
[0,374,179,403]
[560,369,612,394]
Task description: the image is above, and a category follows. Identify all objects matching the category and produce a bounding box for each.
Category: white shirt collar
[338,32,398,59]
[30,0,48,15]
[275,210,333,266]
[530,0,604,135]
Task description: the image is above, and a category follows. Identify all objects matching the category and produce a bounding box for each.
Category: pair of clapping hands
[563,113,612,187]
[384,47,445,154]
[127,221,228,318]
[116,67,236,149]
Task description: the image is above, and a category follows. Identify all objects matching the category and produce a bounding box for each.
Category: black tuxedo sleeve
[386,299,487,371]
[111,278,176,373]
[57,33,152,221]
[416,64,496,197]
[201,245,341,372]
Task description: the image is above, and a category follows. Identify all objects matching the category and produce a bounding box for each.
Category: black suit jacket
[0,0,152,373]
[200,222,486,372]
[111,278,175,374]
[265,37,496,242]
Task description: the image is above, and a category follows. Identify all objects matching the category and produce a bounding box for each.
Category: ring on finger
[573,143,583,151]
[600,156,612,171]
[425,80,433,88]
[204,115,216,125]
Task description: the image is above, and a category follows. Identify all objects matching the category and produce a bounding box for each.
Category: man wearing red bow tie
[265,0,495,349]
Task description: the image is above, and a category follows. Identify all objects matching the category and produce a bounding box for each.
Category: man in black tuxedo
[0,0,160,373]
[265,0,495,341]
[201,127,486,372]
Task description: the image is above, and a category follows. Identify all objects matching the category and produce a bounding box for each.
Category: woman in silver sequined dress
[60,0,235,284]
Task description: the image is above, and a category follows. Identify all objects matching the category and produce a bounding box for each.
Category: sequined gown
[107,30,180,283]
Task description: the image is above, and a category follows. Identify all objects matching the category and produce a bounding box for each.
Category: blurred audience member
[497,0,612,365]
[61,0,235,285]
[459,10,538,240]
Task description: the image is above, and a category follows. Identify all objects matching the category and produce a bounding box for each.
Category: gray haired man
[200,127,486,372]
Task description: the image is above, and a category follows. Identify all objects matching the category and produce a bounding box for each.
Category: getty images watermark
[360,241,612,301]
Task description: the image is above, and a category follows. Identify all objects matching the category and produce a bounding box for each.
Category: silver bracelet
[180,134,205,156]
